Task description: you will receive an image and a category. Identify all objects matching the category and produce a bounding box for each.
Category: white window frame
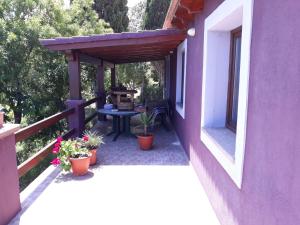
[200,0,254,188]
[176,39,187,119]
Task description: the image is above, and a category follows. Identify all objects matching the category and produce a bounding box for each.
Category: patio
[8,118,220,225]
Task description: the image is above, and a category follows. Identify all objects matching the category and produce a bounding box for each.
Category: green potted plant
[137,112,154,150]
[80,131,104,165]
[51,137,91,176]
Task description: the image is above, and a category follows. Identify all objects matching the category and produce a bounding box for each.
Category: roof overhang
[40,29,186,64]
[163,0,204,29]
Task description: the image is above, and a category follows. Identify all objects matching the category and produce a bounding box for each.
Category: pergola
[40,28,186,136]
[40,29,186,100]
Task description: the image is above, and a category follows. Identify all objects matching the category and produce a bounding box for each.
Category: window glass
[227,28,242,131]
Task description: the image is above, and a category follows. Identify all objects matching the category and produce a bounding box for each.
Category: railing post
[0,124,21,225]
[65,100,85,138]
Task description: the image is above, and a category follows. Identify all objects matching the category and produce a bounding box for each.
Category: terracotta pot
[137,134,154,150]
[89,149,97,166]
[69,156,90,176]
[0,112,4,128]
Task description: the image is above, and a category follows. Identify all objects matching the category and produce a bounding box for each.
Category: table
[97,109,140,141]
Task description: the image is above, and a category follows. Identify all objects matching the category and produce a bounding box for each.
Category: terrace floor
[9,117,220,225]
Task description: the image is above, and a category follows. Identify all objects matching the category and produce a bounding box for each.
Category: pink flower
[54,142,60,148]
[83,135,89,142]
[52,147,60,154]
[51,158,60,166]
[56,136,63,143]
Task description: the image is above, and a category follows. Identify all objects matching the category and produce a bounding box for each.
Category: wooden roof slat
[40,28,186,64]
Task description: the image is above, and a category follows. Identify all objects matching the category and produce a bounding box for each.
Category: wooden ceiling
[163,0,204,29]
[40,29,186,64]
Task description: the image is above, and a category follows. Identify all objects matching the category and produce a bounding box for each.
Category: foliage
[51,137,89,171]
[143,0,171,30]
[80,130,104,150]
[140,112,154,136]
[0,0,112,189]
[93,0,129,33]
[0,0,112,124]
[128,0,146,32]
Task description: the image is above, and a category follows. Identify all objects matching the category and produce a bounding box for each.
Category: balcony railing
[15,96,102,178]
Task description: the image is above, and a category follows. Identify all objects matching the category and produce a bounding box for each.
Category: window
[179,51,185,106]
[176,39,187,118]
[200,0,254,188]
[226,27,242,132]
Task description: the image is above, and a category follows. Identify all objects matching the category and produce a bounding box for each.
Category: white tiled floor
[9,121,220,225]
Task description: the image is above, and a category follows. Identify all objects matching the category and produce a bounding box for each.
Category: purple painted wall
[169,0,300,224]
[0,130,21,225]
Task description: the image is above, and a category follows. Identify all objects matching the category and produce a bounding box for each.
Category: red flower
[83,135,89,142]
[56,136,63,143]
[54,142,60,148]
[52,147,60,154]
[51,158,60,166]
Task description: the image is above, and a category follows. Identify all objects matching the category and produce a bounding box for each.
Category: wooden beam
[78,53,102,65]
[41,33,186,51]
[67,51,82,100]
[180,0,204,14]
[103,61,115,69]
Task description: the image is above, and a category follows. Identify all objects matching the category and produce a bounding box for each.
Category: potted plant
[137,112,154,150]
[51,137,91,176]
[80,131,104,165]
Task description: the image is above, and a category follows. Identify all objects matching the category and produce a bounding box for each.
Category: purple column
[111,66,116,88]
[0,125,21,225]
[96,62,106,121]
[67,51,81,100]
[65,100,85,138]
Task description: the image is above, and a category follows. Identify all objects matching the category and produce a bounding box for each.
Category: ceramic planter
[137,134,154,150]
[0,112,4,128]
[69,156,91,176]
[89,149,97,166]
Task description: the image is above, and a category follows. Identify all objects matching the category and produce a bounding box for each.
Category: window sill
[176,103,185,119]
[201,127,235,162]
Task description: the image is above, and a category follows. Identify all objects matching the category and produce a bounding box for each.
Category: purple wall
[0,131,21,225]
[169,0,300,224]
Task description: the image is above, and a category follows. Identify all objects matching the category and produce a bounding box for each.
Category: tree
[128,0,146,32]
[93,0,129,32]
[0,0,112,124]
[143,0,171,30]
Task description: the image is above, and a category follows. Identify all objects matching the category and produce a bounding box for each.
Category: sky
[64,0,143,8]
[127,0,143,7]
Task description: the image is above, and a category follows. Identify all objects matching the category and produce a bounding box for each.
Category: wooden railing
[15,96,102,178]
[80,96,101,125]
[16,108,76,178]
[15,108,75,142]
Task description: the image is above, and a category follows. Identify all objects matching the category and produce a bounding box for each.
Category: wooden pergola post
[67,51,82,100]
[111,66,116,88]
[96,60,106,121]
[65,51,85,137]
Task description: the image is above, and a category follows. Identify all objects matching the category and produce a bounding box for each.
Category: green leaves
[93,0,129,33]
[0,0,113,124]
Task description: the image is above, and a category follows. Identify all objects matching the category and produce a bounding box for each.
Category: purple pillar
[0,125,21,225]
[96,62,106,121]
[67,51,81,100]
[65,100,85,138]
[111,66,116,88]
